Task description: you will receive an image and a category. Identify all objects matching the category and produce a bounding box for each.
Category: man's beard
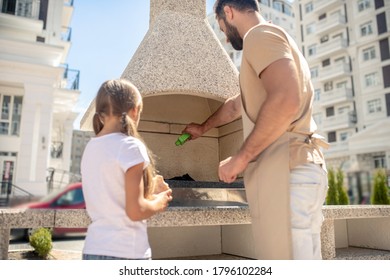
[223,18,243,51]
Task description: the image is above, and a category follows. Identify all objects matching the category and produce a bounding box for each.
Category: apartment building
[295,0,390,203]
[208,0,296,69]
[0,0,80,196]
[69,129,93,176]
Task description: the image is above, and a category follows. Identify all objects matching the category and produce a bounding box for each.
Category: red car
[13,182,86,239]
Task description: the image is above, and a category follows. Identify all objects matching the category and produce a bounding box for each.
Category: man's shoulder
[247,23,287,37]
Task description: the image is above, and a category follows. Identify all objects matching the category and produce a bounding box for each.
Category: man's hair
[214,0,259,19]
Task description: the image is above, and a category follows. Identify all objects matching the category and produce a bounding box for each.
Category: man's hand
[218,155,248,183]
[182,123,205,140]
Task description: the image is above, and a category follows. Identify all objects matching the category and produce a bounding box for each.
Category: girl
[81,79,172,260]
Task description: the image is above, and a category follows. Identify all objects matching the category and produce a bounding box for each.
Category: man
[183,0,329,259]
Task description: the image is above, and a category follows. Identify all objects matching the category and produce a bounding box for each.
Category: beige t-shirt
[240,23,326,169]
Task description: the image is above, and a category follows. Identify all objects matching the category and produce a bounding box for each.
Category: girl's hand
[154,188,173,212]
[152,175,170,194]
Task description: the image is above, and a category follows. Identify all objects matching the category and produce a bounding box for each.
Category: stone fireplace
[81,0,243,183]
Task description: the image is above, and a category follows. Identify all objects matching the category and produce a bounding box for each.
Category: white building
[70,129,93,176]
[208,0,296,70]
[295,0,390,203]
[0,0,80,196]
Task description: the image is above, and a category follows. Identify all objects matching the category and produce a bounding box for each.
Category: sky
[67,0,216,129]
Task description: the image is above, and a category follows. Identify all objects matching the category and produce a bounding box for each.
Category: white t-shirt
[80,133,151,259]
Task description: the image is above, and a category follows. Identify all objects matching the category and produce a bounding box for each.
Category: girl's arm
[125,163,172,221]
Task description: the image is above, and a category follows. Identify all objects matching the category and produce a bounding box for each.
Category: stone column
[0,228,10,260]
[321,219,336,260]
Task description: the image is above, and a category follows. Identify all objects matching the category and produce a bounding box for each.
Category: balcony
[322,112,357,131]
[318,62,351,82]
[61,26,72,42]
[313,0,344,15]
[315,38,348,61]
[323,141,350,158]
[62,0,74,27]
[316,13,346,36]
[0,0,40,20]
[60,64,80,90]
[320,88,353,107]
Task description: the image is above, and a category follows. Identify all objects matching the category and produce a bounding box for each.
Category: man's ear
[223,5,234,20]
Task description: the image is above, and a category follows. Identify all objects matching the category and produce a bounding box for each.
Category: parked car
[12,182,86,239]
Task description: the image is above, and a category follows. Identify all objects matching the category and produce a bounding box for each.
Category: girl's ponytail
[93,112,104,135]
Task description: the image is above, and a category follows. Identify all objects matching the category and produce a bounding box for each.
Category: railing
[0,181,35,207]
[61,26,72,42]
[46,168,81,193]
[64,0,74,7]
[1,205,390,260]
[60,64,80,90]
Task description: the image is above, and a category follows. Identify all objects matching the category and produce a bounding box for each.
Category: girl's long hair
[92,79,156,197]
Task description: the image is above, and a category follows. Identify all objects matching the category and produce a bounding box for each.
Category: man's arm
[219,58,301,183]
[183,93,242,140]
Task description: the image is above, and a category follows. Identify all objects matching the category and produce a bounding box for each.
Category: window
[374,156,386,169]
[338,106,350,114]
[336,81,348,88]
[384,65,390,88]
[363,47,376,61]
[308,44,317,56]
[0,94,23,136]
[386,93,390,116]
[334,56,346,64]
[367,98,382,113]
[1,0,39,19]
[273,1,282,13]
[320,35,329,43]
[306,23,315,35]
[322,58,331,67]
[358,0,371,12]
[375,0,384,9]
[319,13,326,21]
[380,38,390,61]
[314,89,321,102]
[260,0,270,6]
[324,81,333,92]
[310,67,318,78]
[305,2,313,14]
[364,72,380,87]
[340,132,349,141]
[326,107,335,117]
[328,132,337,143]
[360,21,373,36]
[377,12,388,35]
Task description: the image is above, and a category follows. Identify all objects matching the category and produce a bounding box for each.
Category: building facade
[295,0,390,203]
[0,0,80,196]
[208,0,296,70]
[70,129,93,176]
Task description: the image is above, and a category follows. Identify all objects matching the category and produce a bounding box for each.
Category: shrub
[326,167,349,205]
[326,168,338,205]
[29,227,53,259]
[336,168,349,205]
[371,169,390,205]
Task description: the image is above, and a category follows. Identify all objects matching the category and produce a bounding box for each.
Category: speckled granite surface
[2,205,390,260]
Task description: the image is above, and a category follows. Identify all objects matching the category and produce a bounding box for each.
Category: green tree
[336,168,349,205]
[326,167,349,205]
[371,169,390,205]
[326,168,338,205]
